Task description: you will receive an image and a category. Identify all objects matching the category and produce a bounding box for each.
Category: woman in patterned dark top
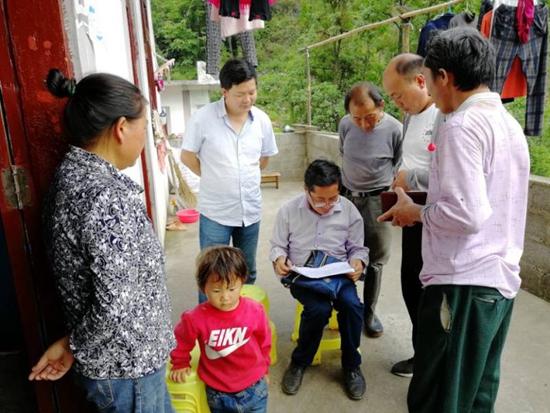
[29,69,175,413]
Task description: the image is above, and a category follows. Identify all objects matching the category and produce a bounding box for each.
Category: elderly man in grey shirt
[270,159,368,400]
[339,82,403,338]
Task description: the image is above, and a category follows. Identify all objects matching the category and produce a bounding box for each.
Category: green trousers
[408,285,514,413]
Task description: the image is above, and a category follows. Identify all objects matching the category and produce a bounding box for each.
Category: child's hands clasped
[170,367,191,383]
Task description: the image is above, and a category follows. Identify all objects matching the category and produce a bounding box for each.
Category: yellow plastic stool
[269,320,277,366]
[240,284,277,366]
[291,302,341,365]
[240,284,270,313]
[166,345,210,413]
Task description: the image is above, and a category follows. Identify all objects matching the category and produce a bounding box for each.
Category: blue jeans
[198,215,260,303]
[290,279,364,370]
[73,365,174,413]
[206,377,268,413]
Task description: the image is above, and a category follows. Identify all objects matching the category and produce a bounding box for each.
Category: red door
[0,0,93,410]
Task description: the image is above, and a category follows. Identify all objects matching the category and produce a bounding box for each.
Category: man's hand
[391,170,410,191]
[274,256,292,276]
[29,335,74,381]
[169,367,191,383]
[348,259,365,281]
[377,187,422,227]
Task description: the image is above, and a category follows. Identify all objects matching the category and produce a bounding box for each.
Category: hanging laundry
[477,0,494,31]
[205,1,259,76]
[208,0,275,21]
[211,5,265,39]
[481,10,528,99]
[417,13,455,57]
[516,0,535,43]
[491,3,548,136]
[449,11,478,28]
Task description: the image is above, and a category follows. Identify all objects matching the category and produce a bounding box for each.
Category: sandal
[166,220,188,231]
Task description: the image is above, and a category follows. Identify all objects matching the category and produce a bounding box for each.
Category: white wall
[163,85,185,135]
[163,81,219,136]
[62,0,169,244]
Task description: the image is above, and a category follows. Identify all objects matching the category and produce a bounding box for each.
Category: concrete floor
[165,181,550,413]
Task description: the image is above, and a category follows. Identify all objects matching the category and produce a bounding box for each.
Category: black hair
[304,159,342,192]
[344,82,384,113]
[46,69,146,147]
[196,246,249,291]
[219,58,257,90]
[424,28,495,92]
[393,54,424,82]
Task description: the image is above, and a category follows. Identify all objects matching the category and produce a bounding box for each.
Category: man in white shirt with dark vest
[379,28,530,413]
[181,58,278,302]
[338,82,403,338]
[382,53,440,378]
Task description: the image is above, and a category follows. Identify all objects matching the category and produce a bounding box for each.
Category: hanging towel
[516,0,535,43]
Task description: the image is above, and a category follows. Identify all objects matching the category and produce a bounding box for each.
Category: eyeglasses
[309,193,340,208]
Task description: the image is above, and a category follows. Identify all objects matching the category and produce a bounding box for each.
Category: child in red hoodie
[170,246,271,413]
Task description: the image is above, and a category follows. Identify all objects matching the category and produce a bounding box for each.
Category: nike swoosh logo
[204,337,251,360]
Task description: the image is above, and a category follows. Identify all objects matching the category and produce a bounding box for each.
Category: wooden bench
[261,172,281,189]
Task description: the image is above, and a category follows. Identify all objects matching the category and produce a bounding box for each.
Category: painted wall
[162,81,219,136]
[162,85,185,135]
[62,0,169,243]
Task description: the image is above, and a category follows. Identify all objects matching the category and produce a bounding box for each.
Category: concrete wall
[306,131,341,167]
[521,175,550,301]
[263,131,308,182]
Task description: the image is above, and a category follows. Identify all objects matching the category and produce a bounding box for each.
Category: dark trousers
[290,279,364,370]
[408,285,514,413]
[344,194,392,311]
[401,224,424,351]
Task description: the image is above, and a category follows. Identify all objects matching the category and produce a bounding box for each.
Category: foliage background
[152,0,550,177]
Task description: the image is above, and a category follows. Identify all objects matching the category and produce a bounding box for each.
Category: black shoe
[363,313,384,338]
[391,357,414,378]
[344,367,366,400]
[282,364,305,395]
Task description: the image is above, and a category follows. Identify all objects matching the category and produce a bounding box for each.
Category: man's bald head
[383,53,431,115]
[386,53,424,82]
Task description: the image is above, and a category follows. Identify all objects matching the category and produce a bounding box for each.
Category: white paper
[290,262,355,279]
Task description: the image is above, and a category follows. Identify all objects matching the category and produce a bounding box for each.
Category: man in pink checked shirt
[378,28,530,413]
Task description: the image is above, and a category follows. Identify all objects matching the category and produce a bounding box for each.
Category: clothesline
[301,0,466,125]
[300,0,466,52]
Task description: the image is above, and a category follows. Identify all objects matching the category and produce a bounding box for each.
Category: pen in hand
[275,256,293,276]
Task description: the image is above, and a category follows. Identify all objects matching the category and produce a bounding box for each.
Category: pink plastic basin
[176,209,200,223]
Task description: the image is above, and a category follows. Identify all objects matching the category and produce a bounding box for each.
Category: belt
[340,186,389,198]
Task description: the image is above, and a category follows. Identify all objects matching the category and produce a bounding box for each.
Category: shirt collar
[455,92,501,114]
[66,145,144,194]
[215,96,254,121]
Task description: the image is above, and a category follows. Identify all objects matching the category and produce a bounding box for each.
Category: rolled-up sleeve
[269,207,289,263]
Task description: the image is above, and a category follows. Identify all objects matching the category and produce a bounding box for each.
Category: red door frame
[1,0,91,410]
[1,0,161,410]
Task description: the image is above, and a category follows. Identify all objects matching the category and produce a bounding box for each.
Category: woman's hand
[29,335,74,381]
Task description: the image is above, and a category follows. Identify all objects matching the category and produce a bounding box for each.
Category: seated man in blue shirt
[270,159,368,400]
